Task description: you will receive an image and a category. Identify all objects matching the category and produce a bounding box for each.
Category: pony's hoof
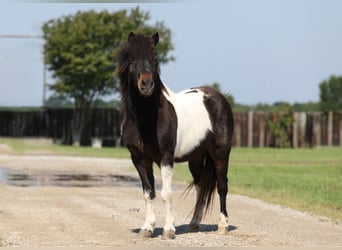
[217,225,229,235]
[162,229,176,240]
[189,223,200,232]
[139,229,153,238]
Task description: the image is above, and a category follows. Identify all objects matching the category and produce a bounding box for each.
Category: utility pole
[0,34,46,107]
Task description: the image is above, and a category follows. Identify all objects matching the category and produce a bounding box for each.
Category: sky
[0,0,342,106]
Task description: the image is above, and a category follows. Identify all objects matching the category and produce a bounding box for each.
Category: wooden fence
[0,109,121,146]
[0,109,341,147]
[233,111,342,147]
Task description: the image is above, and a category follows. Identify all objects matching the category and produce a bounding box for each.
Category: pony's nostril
[142,79,153,88]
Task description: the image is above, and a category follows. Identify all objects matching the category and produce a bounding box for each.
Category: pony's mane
[116,33,167,118]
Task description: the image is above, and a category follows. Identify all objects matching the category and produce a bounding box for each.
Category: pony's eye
[128,61,137,73]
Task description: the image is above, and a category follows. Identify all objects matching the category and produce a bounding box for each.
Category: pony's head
[117,32,160,97]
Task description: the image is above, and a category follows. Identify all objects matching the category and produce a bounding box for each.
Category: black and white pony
[116,32,234,239]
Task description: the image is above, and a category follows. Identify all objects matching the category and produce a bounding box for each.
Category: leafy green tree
[208,82,234,107]
[319,75,342,111]
[42,7,174,145]
[292,102,320,112]
[45,95,73,108]
[266,103,293,148]
[210,82,222,92]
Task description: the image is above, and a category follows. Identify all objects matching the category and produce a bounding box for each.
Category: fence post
[259,113,265,148]
[339,115,342,146]
[235,120,241,147]
[313,113,321,147]
[247,111,253,148]
[299,112,307,147]
[292,112,298,148]
[327,111,333,146]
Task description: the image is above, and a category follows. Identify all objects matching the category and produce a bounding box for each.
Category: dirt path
[0,155,341,247]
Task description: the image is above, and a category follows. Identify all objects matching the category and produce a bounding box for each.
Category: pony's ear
[128,32,135,42]
[152,32,159,46]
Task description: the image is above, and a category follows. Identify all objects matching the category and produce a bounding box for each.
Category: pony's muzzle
[138,74,154,97]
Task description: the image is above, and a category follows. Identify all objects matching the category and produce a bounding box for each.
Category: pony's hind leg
[189,185,205,232]
[188,157,205,232]
[214,147,231,235]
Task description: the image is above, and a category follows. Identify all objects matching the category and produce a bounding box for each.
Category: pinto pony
[116,32,234,239]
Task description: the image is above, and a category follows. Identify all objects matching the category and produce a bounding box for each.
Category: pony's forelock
[116,33,160,77]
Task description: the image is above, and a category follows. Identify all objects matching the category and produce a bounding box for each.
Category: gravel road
[0,155,341,247]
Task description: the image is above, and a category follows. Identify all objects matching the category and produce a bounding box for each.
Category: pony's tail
[194,153,217,216]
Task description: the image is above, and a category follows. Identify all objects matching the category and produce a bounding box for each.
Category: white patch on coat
[163,86,212,158]
[160,165,175,232]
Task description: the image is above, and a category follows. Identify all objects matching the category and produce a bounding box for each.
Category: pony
[116,32,234,239]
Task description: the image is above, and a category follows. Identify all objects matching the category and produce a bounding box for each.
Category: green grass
[173,148,342,222]
[1,137,341,221]
[0,137,130,158]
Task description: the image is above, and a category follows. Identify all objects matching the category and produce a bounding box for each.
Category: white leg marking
[219,212,229,227]
[161,165,175,232]
[142,191,156,232]
[217,212,229,234]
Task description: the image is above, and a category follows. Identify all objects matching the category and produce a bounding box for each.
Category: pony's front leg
[141,189,156,237]
[160,164,176,239]
[131,154,156,237]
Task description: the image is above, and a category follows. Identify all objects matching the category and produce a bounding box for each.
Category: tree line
[204,80,340,113]
[44,77,341,113]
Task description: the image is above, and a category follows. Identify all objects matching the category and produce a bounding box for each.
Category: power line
[0,34,43,39]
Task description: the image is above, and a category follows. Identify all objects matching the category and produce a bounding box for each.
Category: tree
[292,102,320,112]
[208,82,234,107]
[45,95,73,108]
[43,7,174,145]
[266,103,293,148]
[319,75,342,111]
[210,82,222,92]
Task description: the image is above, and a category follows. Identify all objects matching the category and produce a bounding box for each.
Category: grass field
[0,137,129,158]
[173,148,342,222]
[1,137,341,222]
